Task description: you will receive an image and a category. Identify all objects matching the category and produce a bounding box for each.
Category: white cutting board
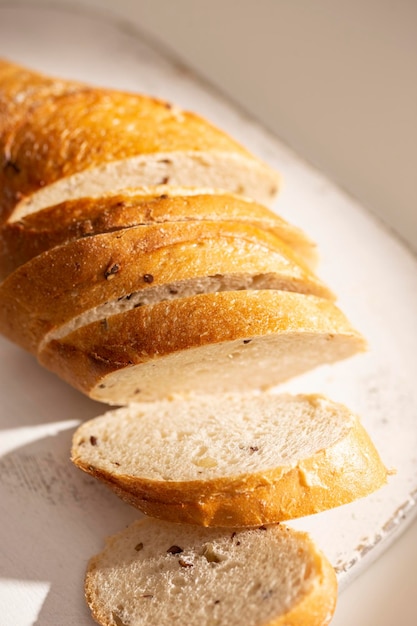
[0,4,416,626]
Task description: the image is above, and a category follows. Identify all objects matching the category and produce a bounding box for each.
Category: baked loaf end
[0,59,280,222]
[85,518,338,626]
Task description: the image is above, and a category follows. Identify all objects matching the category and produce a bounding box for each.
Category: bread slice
[0,220,332,354]
[85,517,338,626]
[39,290,366,404]
[0,62,279,221]
[72,393,387,527]
[0,189,318,277]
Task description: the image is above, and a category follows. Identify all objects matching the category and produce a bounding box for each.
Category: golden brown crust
[0,191,317,277]
[0,220,332,353]
[0,58,80,135]
[0,60,82,220]
[0,61,278,220]
[74,415,386,527]
[39,290,365,400]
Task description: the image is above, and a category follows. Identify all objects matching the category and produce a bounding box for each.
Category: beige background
[2,0,415,252]
[126,0,417,253]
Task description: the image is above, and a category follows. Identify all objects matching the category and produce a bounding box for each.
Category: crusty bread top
[0,189,318,277]
[7,151,280,224]
[72,393,387,526]
[39,290,366,404]
[85,517,338,626]
[0,60,279,220]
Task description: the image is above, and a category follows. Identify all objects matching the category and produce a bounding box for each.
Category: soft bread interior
[72,393,387,526]
[9,151,280,220]
[82,330,365,405]
[73,394,357,482]
[85,518,337,626]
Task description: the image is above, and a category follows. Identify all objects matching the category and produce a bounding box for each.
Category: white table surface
[333,516,417,626]
[0,4,416,625]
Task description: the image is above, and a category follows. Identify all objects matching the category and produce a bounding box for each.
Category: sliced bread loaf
[40,290,365,404]
[85,517,338,626]
[0,189,317,277]
[0,61,279,222]
[0,220,332,354]
[72,393,387,526]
